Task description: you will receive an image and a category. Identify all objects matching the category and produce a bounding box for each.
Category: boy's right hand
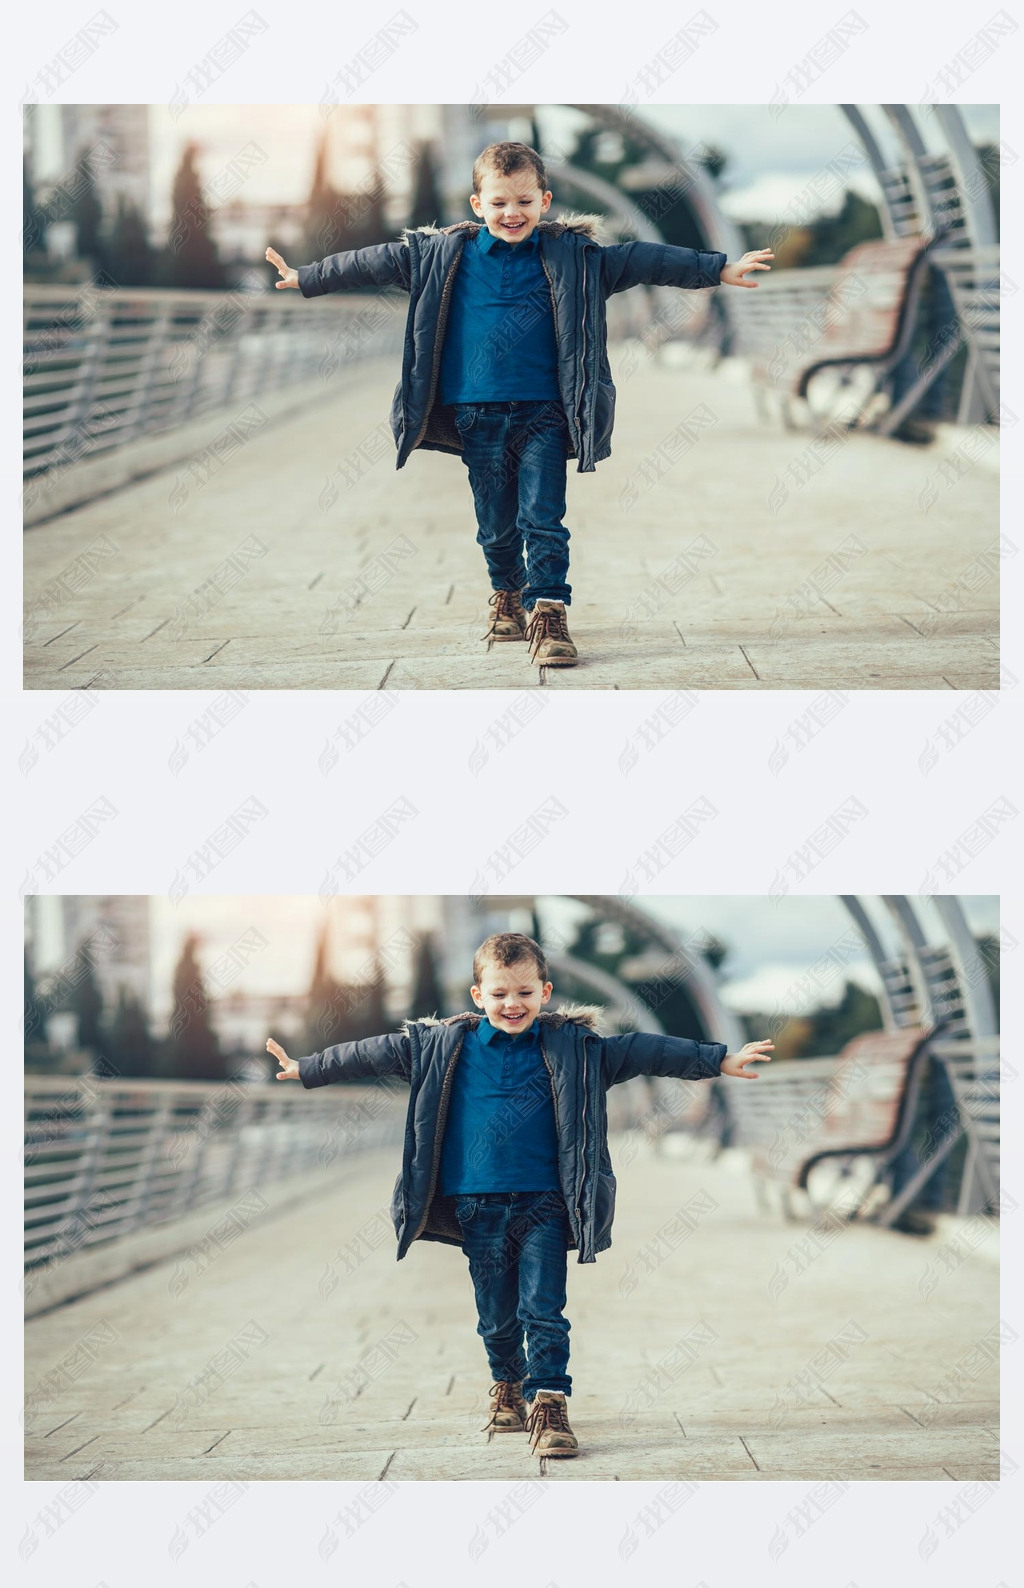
[265,247,298,289]
[267,1037,300,1079]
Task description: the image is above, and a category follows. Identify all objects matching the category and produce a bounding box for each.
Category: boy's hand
[267,1037,300,1080]
[720,1039,774,1078]
[720,249,774,288]
[265,247,299,289]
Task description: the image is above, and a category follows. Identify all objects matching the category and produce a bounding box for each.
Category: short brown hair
[473,932,549,986]
[472,142,548,197]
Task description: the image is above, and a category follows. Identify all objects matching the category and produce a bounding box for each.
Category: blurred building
[60,896,152,1007]
[59,105,151,222]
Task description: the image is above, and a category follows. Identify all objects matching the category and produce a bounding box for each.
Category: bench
[721,1027,937,1220]
[739,234,947,432]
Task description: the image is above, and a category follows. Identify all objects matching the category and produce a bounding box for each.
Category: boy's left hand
[720,249,774,288]
[720,1039,774,1078]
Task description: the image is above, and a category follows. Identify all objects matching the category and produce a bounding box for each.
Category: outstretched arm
[601,1031,728,1086]
[267,1032,411,1087]
[600,241,727,297]
[265,241,411,297]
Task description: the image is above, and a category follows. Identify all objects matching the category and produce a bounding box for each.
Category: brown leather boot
[485,590,527,641]
[482,1380,528,1432]
[524,1391,579,1457]
[524,600,578,666]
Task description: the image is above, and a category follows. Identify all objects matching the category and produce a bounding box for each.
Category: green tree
[108,988,154,1076]
[407,140,444,229]
[108,195,153,286]
[70,940,105,1055]
[410,931,445,1017]
[165,142,223,288]
[168,933,222,1078]
[69,146,105,267]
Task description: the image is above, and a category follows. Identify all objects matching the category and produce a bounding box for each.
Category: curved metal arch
[563,104,746,258]
[567,895,745,1050]
[547,951,665,1034]
[547,160,664,242]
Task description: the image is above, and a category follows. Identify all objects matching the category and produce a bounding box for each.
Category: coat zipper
[538,1030,582,1248]
[408,1031,467,1245]
[540,252,583,458]
[577,1041,588,1247]
[410,240,464,454]
[575,250,588,460]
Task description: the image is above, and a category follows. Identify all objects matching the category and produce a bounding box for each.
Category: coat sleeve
[600,242,726,297]
[298,240,412,297]
[299,1030,412,1088]
[601,1031,726,1087]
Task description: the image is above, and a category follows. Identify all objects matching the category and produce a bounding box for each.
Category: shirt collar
[479,1017,536,1044]
[477,225,539,255]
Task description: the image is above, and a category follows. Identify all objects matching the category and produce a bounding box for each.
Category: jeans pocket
[454,406,477,434]
[455,1195,478,1223]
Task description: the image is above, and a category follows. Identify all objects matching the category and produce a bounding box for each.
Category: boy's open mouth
[500,1010,527,1023]
[500,220,526,233]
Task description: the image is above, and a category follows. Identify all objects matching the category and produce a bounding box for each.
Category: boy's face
[471,956,553,1035]
[470,169,552,245]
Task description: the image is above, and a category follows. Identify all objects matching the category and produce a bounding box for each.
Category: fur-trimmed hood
[397,211,606,246]
[402,1002,605,1036]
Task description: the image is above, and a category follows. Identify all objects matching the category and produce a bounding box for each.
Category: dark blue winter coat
[298,1005,726,1264]
[297,214,727,473]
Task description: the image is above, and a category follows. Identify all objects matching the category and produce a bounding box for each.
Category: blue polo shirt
[439,226,560,405]
[439,1017,562,1194]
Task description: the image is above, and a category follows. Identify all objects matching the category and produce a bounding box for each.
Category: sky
[30,103,999,229]
[30,894,999,1019]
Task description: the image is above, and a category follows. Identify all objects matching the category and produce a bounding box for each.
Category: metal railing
[23,283,407,479]
[24,1074,406,1269]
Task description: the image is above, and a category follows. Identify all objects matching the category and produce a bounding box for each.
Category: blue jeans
[453,399,572,608]
[454,1189,572,1399]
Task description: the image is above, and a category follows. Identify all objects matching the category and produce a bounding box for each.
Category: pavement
[23,354,998,691]
[24,1141,998,1481]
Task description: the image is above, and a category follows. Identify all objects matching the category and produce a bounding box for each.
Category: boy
[267,931,772,1458]
[266,142,772,667]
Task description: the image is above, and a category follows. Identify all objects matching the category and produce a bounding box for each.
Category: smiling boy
[266,142,772,669]
[268,931,772,1458]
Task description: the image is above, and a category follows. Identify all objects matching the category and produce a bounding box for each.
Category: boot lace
[526,1395,570,1436]
[526,605,569,646]
[483,1380,524,1428]
[485,590,523,636]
